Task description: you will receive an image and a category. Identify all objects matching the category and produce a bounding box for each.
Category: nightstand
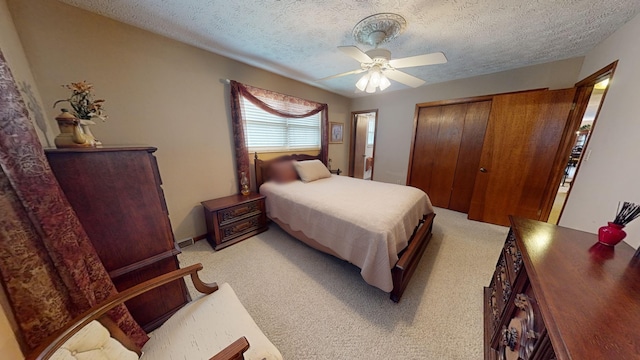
[201,193,268,250]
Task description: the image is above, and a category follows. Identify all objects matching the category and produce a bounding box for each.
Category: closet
[408,88,576,226]
[407,100,491,212]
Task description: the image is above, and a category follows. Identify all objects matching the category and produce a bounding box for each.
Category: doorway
[547,62,617,224]
[349,110,378,179]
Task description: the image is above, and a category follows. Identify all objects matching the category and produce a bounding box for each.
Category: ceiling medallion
[352,13,407,47]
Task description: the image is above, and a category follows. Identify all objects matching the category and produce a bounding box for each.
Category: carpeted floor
[178,207,508,359]
[548,184,570,224]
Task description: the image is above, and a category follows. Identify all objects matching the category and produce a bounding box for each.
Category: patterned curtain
[0,50,148,350]
[229,80,329,190]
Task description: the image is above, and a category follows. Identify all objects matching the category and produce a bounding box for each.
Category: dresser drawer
[484,286,500,360]
[490,251,512,328]
[487,278,500,338]
[503,230,523,283]
[494,280,545,360]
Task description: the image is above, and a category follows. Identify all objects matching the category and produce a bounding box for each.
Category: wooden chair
[26,263,282,360]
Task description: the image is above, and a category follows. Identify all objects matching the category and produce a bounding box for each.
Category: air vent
[177,237,195,248]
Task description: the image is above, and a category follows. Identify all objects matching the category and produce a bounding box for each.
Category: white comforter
[260,175,434,292]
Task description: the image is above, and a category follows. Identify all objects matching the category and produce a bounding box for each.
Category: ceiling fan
[319,13,447,93]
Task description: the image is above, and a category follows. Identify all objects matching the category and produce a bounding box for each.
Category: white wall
[8,0,351,241]
[560,13,640,248]
[350,58,584,185]
[0,1,53,147]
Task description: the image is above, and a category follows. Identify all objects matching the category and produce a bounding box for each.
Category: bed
[254,153,435,302]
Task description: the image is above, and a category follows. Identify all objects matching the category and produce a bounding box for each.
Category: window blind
[243,99,321,152]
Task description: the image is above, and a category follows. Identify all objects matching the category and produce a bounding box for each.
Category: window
[242,99,321,152]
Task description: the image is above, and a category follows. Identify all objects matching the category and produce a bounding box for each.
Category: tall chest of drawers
[484,216,640,359]
[45,147,189,331]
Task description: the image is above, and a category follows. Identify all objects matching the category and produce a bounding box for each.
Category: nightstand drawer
[220,215,263,242]
[218,201,261,226]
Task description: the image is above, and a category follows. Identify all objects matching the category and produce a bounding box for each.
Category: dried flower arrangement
[612,202,640,226]
[53,81,107,121]
[597,202,640,247]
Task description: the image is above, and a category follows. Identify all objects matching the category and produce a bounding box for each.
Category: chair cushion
[51,320,139,360]
[141,282,282,360]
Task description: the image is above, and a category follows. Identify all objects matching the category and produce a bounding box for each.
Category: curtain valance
[230,80,329,190]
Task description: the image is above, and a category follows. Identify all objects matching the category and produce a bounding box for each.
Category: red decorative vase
[598,222,627,246]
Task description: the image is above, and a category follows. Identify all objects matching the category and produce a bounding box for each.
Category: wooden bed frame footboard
[391,212,435,302]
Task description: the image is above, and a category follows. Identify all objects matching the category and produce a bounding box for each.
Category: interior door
[468,88,576,226]
[408,101,491,209]
[448,101,492,212]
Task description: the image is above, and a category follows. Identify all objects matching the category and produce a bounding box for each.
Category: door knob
[480,167,487,173]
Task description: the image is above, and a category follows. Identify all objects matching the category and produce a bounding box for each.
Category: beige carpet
[178,207,508,359]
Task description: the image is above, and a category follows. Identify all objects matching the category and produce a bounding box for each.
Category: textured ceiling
[58,0,640,98]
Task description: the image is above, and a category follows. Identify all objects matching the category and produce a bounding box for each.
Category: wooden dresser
[45,147,189,331]
[484,216,640,359]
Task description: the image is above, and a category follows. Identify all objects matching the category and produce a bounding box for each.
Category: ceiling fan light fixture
[379,75,391,90]
[369,68,382,87]
[365,77,377,93]
[359,67,390,93]
[356,72,371,91]
[323,12,445,93]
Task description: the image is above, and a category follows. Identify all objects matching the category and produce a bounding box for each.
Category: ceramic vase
[54,109,92,148]
[79,119,102,147]
[597,222,626,246]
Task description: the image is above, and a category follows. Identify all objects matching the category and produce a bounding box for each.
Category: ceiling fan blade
[384,69,426,88]
[317,68,366,81]
[389,52,447,69]
[338,46,373,63]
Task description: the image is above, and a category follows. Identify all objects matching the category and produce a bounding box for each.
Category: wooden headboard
[254,153,322,189]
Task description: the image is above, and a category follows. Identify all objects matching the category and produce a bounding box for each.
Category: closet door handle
[480,167,487,173]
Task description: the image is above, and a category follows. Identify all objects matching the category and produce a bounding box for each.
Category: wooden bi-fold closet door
[467,88,576,226]
[408,100,491,211]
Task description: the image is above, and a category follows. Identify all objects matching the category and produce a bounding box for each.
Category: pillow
[51,320,139,360]
[293,159,331,182]
[269,161,298,183]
